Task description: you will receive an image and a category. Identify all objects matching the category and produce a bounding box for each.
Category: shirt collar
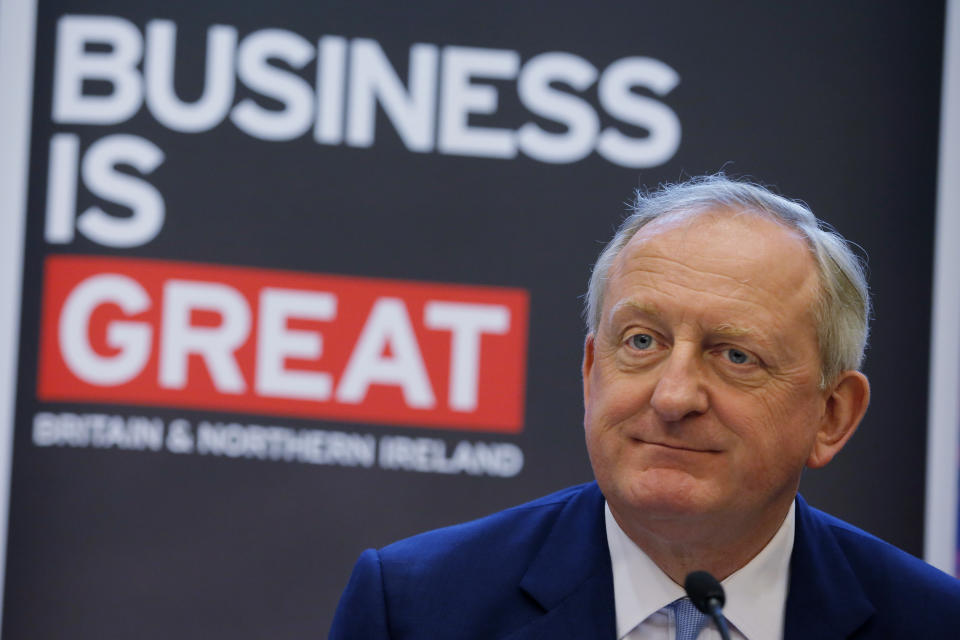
[605,500,795,640]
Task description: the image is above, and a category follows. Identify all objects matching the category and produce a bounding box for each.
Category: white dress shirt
[605,500,795,640]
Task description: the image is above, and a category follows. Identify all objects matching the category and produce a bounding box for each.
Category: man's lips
[631,437,721,453]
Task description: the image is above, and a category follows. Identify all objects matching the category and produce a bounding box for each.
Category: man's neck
[607,496,796,584]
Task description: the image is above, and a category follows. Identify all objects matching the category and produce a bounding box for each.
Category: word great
[39,256,528,432]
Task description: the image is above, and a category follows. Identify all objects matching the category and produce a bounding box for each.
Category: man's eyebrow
[712,323,755,338]
[606,303,760,341]
[609,300,661,319]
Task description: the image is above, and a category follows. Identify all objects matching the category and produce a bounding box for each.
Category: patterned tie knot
[669,597,709,640]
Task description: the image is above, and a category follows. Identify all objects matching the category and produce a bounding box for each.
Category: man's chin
[612,470,722,521]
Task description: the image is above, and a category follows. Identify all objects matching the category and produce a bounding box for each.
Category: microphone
[684,570,732,640]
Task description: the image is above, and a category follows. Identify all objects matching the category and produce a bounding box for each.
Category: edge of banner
[0,0,38,630]
[925,0,960,575]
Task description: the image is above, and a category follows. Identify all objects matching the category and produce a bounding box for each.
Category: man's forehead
[616,207,814,279]
[600,208,821,337]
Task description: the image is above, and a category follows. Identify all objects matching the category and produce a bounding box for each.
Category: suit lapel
[505,482,616,639]
[502,486,880,639]
[784,495,875,640]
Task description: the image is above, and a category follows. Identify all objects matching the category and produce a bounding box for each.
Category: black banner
[0,1,945,637]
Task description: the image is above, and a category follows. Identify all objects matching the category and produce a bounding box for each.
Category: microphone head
[684,570,725,614]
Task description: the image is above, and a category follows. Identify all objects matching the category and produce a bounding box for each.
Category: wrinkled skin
[583,209,869,580]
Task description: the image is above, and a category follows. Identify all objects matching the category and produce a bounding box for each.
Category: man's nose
[649,345,709,422]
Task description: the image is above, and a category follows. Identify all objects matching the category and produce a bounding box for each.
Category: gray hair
[584,175,870,387]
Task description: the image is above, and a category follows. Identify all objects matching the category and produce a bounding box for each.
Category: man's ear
[582,333,595,405]
[807,370,870,469]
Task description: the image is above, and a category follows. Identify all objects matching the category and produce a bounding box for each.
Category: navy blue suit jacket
[330,483,960,639]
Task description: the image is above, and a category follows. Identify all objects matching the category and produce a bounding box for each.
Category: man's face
[583,209,830,532]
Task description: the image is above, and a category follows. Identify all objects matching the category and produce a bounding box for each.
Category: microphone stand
[703,595,731,640]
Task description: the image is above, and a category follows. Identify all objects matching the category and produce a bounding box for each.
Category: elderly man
[330,176,960,639]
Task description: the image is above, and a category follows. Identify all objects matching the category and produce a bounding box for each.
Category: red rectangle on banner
[38,256,529,433]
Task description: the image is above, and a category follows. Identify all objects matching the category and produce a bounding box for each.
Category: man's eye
[628,333,655,350]
[725,348,751,364]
